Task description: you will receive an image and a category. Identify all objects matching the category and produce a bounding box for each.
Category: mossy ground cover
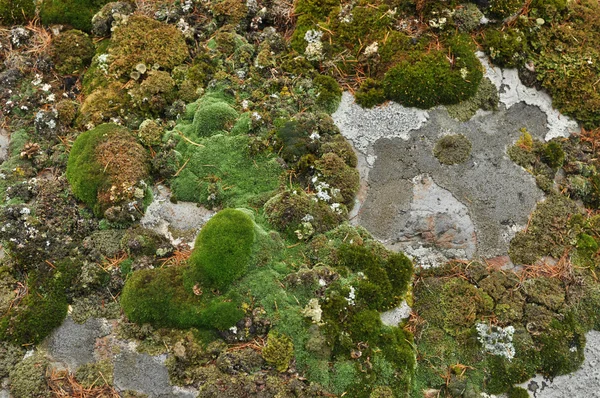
[1,1,600,396]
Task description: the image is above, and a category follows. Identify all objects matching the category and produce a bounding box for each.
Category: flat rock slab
[47,317,111,371]
[141,184,214,247]
[521,331,600,397]
[0,128,9,163]
[113,348,195,398]
[355,103,545,264]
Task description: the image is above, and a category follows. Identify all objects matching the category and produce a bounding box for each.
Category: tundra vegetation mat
[0,1,599,397]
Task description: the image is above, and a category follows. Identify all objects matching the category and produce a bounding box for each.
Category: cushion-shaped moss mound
[184,208,255,291]
[108,15,188,78]
[49,29,95,75]
[383,34,482,109]
[120,266,243,330]
[66,123,149,216]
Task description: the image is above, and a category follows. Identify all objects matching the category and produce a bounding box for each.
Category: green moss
[434,134,472,165]
[446,77,499,122]
[76,83,131,128]
[185,209,255,291]
[50,30,95,75]
[137,119,163,147]
[66,123,149,216]
[383,34,482,109]
[75,359,114,387]
[509,195,580,265]
[263,189,346,239]
[488,0,525,19]
[1,265,75,345]
[262,330,294,372]
[483,28,527,68]
[440,278,493,336]
[355,79,386,109]
[313,74,342,114]
[0,0,35,24]
[321,134,358,168]
[130,71,177,115]
[538,314,585,377]
[192,101,239,138]
[530,0,600,128]
[171,134,281,208]
[542,140,565,169]
[315,152,359,207]
[9,352,50,398]
[40,0,111,32]
[576,233,599,262]
[55,100,79,126]
[454,3,484,32]
[108,15,188,78]
[0,341,23,379]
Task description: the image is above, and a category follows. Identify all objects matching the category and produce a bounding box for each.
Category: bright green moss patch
[40,0,112,32]
[383,35,482,109]
[171,134,281,208]
[120,266,244,330]
[192,101,239,138]
[313,74,342,114]
[446,77,499,122]
[185,209,255,291]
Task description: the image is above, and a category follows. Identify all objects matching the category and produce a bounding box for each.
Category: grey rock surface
[355,103,545,263]
[113,348,196,397]
[141,184,214,247]
[0,129,9,163]
[47,317,111,371]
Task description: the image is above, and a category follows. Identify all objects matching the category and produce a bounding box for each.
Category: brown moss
[108,15,188,78]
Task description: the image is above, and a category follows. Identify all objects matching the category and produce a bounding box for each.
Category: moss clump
[130,71,177,115]
[538,315,585,377]
[314,153,359,207]
[483,28,527,68]
[75,359,114,388]
[66,123,149,217]
[507,386,530,398]
[313,74,342,114]
[192,101,239,138]
[542,141,565,169]
[120,266,202,329]
[0,341,23,378]
[454,3,484,32]
[9,352,50,398]
[55,99,79,126]
[108,15,188,78]
[171,134,281,208]
[383,35,482,109]
[262,330,294,372]
[320,134,358,168]
[446,77,499,122]
[0,0,35,24]
[264,189,346,239]
[355,78,386,109]
[40,0,111,32]
[185,209,255,291]
[49,30,95,75]
[530,0,600,129]
[76,83,131,128]
[434,134,472,165]
[509,195,580,265]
